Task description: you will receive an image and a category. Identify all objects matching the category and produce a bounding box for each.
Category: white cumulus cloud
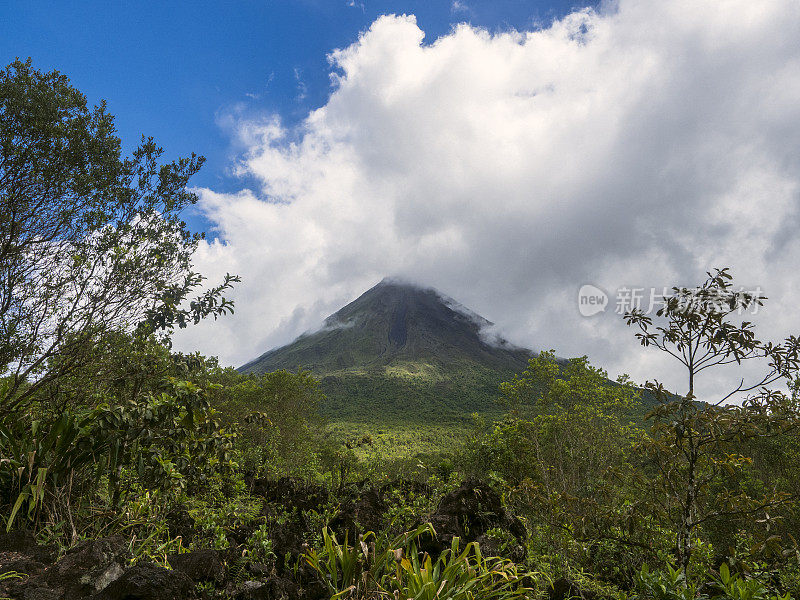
[173,0,800,401]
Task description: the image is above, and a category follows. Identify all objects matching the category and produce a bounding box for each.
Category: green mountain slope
[239,279,533,428]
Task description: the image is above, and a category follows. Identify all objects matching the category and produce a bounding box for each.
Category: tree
[467,353,646,581]
[0,59,238,413]
[625,268,800,575]
[493,351,640,492]
[214,368,326,477]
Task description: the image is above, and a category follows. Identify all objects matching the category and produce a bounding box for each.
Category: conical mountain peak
[239,279,530,374]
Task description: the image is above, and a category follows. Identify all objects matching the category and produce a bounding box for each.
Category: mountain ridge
[239,278,533,376]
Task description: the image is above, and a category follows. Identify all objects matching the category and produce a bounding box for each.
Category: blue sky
[1,0,593,233]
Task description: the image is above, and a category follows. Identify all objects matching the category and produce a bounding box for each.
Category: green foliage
[484,528,521,560]
[303,528,367,598]
[49,332,176,410]
[711,563,790,600]
[461,352,649,583]
[303,525,531,600]
[470,352,641,487]
[319,362,511,427]
[99,378,235,506]
[0,410,105,531]
[635,563,699,600]
[186,472,262,551]
[395,538,530,600]
[382,474,462,535]
[118,490,188,565]
[635,563,793,600]
[0,376,234,533]
[245,523,276,563]
[213,368,325,477]
[0,58,238,415]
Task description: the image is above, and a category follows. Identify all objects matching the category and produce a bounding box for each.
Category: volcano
[240,278,531,375]
[238,279,534,426]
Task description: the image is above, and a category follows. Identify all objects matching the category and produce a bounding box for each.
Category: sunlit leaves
[0,60,238,414]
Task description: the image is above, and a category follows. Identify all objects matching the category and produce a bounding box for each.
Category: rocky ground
[0,480,539,600]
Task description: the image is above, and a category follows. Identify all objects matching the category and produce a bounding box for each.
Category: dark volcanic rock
[350,487,387,532]
[0,531,37,553]
[246,562,271,577]
[165,506,196,545]
[548,577,596,600]
[0,531,57,563]
[19,588,62,600]
[0,555,49,578]
[269,520,308,576]
[329,487,387,537]
[250,477,328,512]
[233,581,267,600]
[233,576,300,600]
[50,537,128,598]
[93,563,196,600]
[420,480,526,557]
[0,532,53,598]
[6,536,128,600]
[167,549,224,583]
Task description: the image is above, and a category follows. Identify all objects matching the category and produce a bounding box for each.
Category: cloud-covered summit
[174,0,800,400]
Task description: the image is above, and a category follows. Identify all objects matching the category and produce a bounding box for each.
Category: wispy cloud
[450,1,471,15]
[244,72,275,100]
[293,66,308,101]
[346,0,365,12]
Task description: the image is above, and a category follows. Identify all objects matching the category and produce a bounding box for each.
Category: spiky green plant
[303,524,435,599]
[393,537,529,600]
[303,526,533,600]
